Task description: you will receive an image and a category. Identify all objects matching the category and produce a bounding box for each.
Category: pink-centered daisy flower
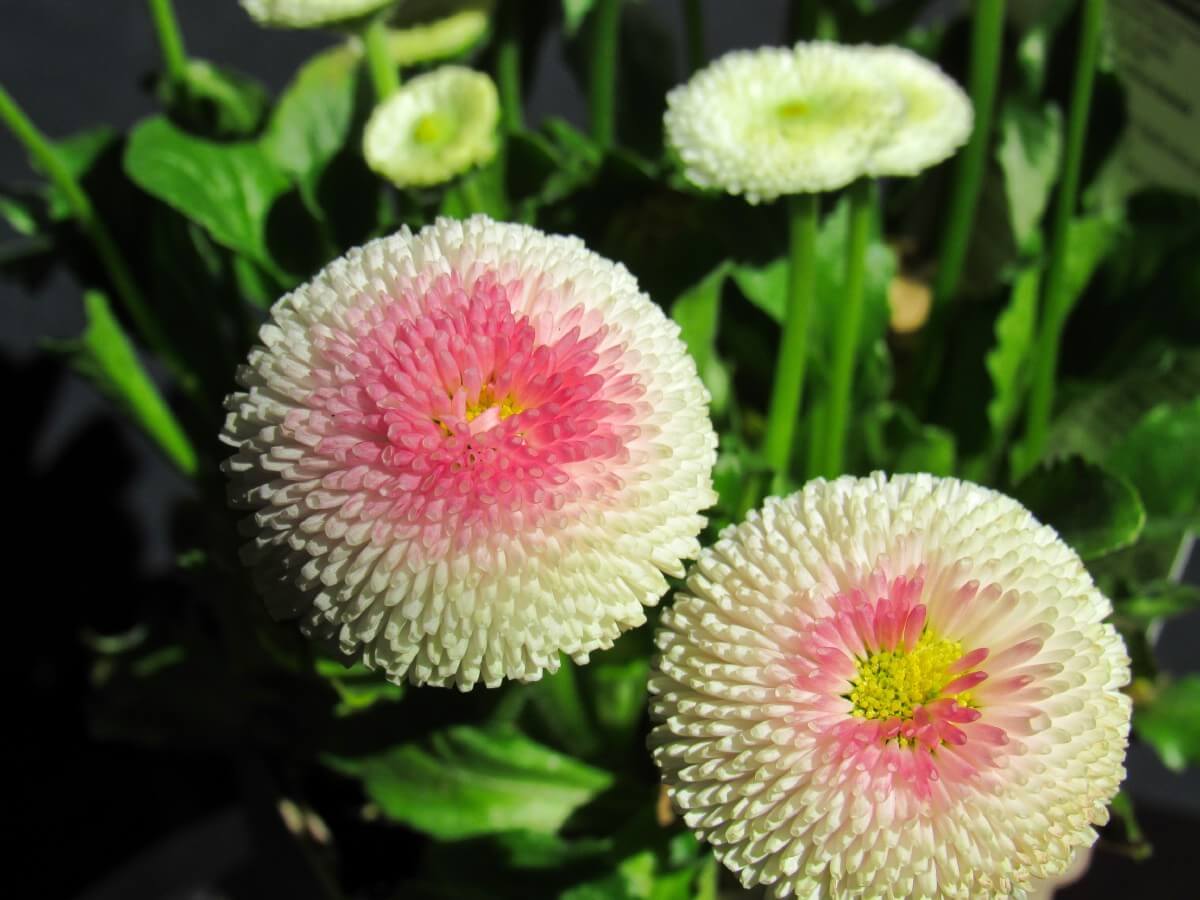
[649,474,1131,899]
[222,216,717,689]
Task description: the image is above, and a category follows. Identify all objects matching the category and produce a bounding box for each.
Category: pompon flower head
[862,46,974,177]
[649,474,1131,899]
[222,216,718,690]
[240,0,394,29]
[363,66,499,188]
[664,43,904,203]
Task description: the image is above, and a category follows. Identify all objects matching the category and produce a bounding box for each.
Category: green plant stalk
[497,0,524,130]
[683,0,705,74]
[932,0,1006,308]
[0,83,200,403]
[588,0,622,146]
[363,16,400,101]
[1022,0,1104,467]
[763,193,819,487]
[787,0,819,41]
[820,179,873,478]
[146,0,189,83]
[458,175,487,216]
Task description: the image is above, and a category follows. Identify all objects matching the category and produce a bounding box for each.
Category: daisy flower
[664,43,904,203]
[862,46,974,178]
[240,0,394,29]
[222,216,717,689]
[650,473,1131,899]
[363,66,499,188]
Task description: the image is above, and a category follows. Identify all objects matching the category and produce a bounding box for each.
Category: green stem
[458,175,487,216]
[0,83,199,402]
[146,0,189,83]
[787,0,819,41]
[683,0,705,74]
[588,0,621,146]
[763,193,819,490]
[1022,0,1104,470]
[497,0,524,131]
[932,0,1005,309]
[820,179,872,479]
[363,16,400,102]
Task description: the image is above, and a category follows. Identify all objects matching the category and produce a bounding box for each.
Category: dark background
[2,1,1197,897]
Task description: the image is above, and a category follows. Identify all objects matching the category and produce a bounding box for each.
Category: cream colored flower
[664,43,904,203]
[650,473,1131,899]
[862,46,973,177]
[363,66,499,187]
[240,0,394,29]
[386,5,492,67]
[222,216,718,689]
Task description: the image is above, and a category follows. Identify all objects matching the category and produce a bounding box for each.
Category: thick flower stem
[364,16,400,101]
[931,0,1005,309]
[787,0,819,41]
[146,0,189,83]
[1022,0,1104,470]
[0,82,200,405]
[588,0,622,146]
[820,179,873,479]
[763,193,819,490]
[683,0,705,74]
[496,0,524,131]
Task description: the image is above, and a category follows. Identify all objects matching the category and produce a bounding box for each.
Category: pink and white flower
[223,216,717,689]
[650,474,1130,899]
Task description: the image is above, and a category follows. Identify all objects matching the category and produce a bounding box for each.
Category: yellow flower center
[465,386,523,422]
[848,631,964,721]
[414,112,452,146]
[776,99,810,121]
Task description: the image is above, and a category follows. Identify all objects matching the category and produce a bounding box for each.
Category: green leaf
[489,831,612,870]
[46,291,197,476]
[561,850,703,900]
[1106,398,1200,535]
[587,655,650,747]
[325,725,613,840]
[0,192,39,235]
[997,97,1062,251]
[1135,676,1200,772]
[124,116,290,276]
[1108,791,1153,861]
[1061,215,1121,314]
[314,657,405,716]
[985,263,1040,441]
[861,403,956,477]
[1115,581,1200,627]
[671,263,730,416]
[1012,457,1145,560]
[562,0,597,36]
[730,255,786,321]
[731,197,895,372]
[39,127,119,220]
[161,59,270,138]
[263,46,360,210]
[529,658,599,759]
[1049,348,1200,462]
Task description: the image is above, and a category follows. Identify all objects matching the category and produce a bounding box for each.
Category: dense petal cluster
[664,44,904,202]
[363,66,499,188]
[240,0,393,29]
[650,474,1130,899]
[664,42,972,201]
[222,216,717,689]
[862,46,973,177]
